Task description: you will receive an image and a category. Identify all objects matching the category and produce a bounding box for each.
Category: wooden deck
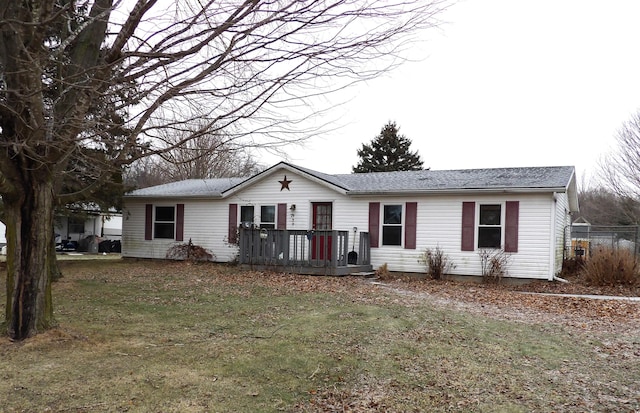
[238,228,372,276]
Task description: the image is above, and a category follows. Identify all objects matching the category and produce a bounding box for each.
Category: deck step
[350,271,376,277]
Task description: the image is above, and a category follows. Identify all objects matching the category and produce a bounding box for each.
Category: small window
[68,217,85,234]
[478,204,502,248]
[240,205,255,228]
[260,205,276,229]
[382,204,402,246]
[154,206,175,239]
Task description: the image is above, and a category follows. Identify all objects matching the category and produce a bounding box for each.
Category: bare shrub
[478,249,510,283]
[166,239,214,262]
[375,263,391,280]
[418,246,455,280]
[582,246,639,286]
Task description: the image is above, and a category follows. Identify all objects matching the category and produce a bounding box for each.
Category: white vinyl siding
[123,166,566,279]
[123,199,238,261]
[553,192,571,277]
[347,194,556,278]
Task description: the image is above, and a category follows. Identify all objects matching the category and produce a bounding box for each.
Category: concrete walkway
[520,291,640,302]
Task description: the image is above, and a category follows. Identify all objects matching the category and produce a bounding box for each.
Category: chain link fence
[564,224,640,259]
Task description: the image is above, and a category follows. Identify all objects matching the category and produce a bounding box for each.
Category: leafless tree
[599,110,640,223]
[600,110,640,199]
[576,187,640,226]
[0,0,447,340]
[123,156,169,189]
[155,128,262,181]
[125,129,262,188]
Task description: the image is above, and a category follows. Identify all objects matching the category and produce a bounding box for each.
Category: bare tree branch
[0,0,448,340]
[599,110,640,201]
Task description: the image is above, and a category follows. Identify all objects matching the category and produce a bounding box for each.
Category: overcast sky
[265,0,640,184]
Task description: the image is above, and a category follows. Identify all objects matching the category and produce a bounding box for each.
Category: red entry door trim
[312,202,333,260]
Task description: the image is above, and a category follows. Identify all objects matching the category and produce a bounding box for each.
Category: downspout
[553,274,569,283]
[547,193,558,281]
[553,205,570,284]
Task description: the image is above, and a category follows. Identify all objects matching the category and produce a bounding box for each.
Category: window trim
[260,204,276,229]
[381,203,404,247]
[154,205,176,239]
[239,204,280,229]
[240,205,255,228]
[477,203,504,249]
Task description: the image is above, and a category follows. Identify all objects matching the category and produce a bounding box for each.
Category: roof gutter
[123,194,224,200]
[345,187,571,197]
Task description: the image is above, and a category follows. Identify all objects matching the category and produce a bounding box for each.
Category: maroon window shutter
[277,203,287,230]
[461,202,475,251]
[368,202,380,248]
[405,202,417,249]
[228,203,238,243]
[176,204,185,241]
[505,201,519,252]
[145,204,153,240]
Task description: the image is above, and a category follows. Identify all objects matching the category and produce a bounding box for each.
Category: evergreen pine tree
[352,121,424,173]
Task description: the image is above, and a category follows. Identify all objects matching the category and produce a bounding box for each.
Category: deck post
[359,232,370,265]
[277,230,289,265]
[331,230,338,266]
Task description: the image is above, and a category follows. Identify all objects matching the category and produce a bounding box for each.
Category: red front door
[312,202,332,260]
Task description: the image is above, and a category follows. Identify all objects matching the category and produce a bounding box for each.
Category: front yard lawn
[1,259,638,412]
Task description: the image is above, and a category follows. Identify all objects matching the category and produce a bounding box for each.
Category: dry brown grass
[582,246,640,287]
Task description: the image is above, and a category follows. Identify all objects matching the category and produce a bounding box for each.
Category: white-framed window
[240,205,278,228]
[260,205,276,229]
[240,205,255,228]
[154,206,175,239]
[382,204,403,246]
[477,204,502,248]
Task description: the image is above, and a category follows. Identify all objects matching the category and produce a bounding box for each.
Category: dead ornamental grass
[0,259,638,412]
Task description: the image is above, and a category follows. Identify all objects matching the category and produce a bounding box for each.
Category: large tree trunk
[49,234,63,282]
[4,181,55,340]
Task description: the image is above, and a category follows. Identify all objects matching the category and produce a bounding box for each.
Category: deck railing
[238,228,371,269]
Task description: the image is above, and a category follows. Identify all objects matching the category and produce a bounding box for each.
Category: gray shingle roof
[126,177,246,198]
[331,166,575,193]
[125,163,575,198]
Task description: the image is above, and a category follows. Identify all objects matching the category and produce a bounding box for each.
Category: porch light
[260,228,268,239]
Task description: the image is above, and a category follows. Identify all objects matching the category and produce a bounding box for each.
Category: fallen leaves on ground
[210,264,640,338]
[23,260,640,412]
[370,275,640,336]
[55,260,640,336]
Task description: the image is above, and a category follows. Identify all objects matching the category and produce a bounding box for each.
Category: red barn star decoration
[279,175,292,191]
